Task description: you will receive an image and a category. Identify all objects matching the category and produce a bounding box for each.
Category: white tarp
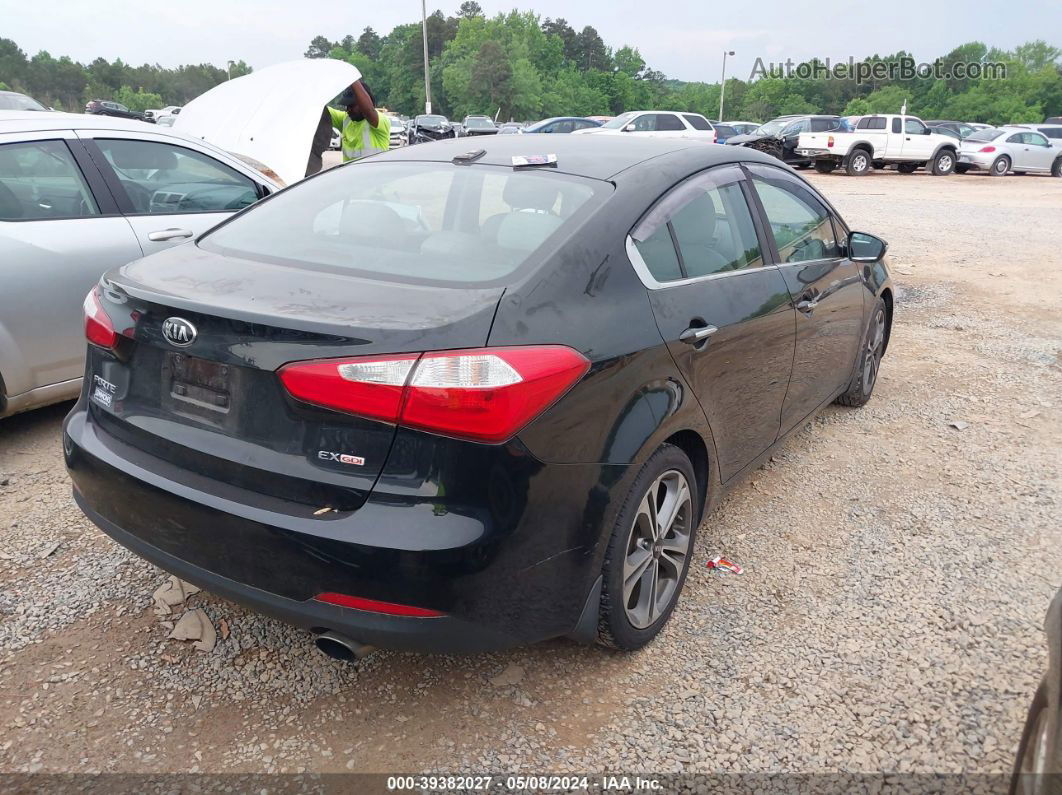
[174,59,362,186]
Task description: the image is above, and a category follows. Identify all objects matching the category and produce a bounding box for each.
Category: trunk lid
[91,244,504,513]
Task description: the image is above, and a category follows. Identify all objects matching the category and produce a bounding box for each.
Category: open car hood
[174,59,361,186]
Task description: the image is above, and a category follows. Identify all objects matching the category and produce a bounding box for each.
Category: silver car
[957,126,1062,176]
[0,111,279,418]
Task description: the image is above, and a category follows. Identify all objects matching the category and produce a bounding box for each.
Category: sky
[1,0,1057,83]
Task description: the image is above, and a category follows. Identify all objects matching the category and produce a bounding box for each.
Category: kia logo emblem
[162,317,197,347]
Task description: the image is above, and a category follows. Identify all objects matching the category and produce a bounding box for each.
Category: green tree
[356,27,382,60]
[305,36,335,58]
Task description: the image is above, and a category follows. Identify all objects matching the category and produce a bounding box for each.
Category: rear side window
[810,118,838,132]
[95,138,258,215]
[1039,127,1062,139]
[683,114,711,131]
[655,114,685,131]
[0,139,98,221]
[632,165,763,283]
[892,118,902,133]
[859,117,887,130]
[749,165,839,263]
[202,162,605,286]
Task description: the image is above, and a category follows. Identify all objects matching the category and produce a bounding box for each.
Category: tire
[1052,158,1062,178]
[597,444,698,651]
[955,164,970,174]
[845,149,872,176]
[990,155,1011,176]
[814,160,837,174]
[1009,678,1062,795]
[897,163,918,174]
[836,297,887,408]
[929,149,956,175]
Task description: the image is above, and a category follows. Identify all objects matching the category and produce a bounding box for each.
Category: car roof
[0,110,161,133]
[372,134,780,181]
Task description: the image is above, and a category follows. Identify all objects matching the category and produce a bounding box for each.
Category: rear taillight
[979,146,996,153]
[279,346,589,444]
[83,286,117,350]
[828,135,835,148]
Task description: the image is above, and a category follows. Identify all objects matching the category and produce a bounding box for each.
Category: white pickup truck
[795,114,960,176]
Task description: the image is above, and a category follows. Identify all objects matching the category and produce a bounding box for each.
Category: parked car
[956,126,1062,176]
[497,122,523,135]
[154,106,182,127]
[712,124,739,144]
[927,125,962,141]
[330,127,341,151]
[64,136,893,658]
[462,115,498,136]
[1011,123,1062,149]
[924,120,979,140]
[84,100,147,122]
[796,114,961,176]
[0,111,279,418]
[386,116,408,148]
[723,121,759,136]
[522,117,601,134]
[1045,116,1062,125]
[727,115,845,166]
[408,114,456,144]
[0,90,48,111]
[573,110,716,142]
[1011,587,1062,792]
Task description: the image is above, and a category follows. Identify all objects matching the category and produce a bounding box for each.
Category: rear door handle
[679,325,718,344]
[147,227,193,242]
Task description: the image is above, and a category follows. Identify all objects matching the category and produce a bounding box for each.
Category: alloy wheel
[622,470,693,629]
[862,306,886,394]
[852,153,868,172]
[938,153,953,172]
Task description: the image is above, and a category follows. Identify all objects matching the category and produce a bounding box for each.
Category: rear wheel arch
[662,429,710,523]
[880,287,894,355]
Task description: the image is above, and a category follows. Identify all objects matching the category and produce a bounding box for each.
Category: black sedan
[65,136,893,657]
[84,99,148,122]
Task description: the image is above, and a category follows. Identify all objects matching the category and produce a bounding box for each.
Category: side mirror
[924,128,932,135]
[624,123,636,132]
[848,231,887,262]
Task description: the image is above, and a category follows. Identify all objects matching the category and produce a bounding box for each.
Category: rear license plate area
[161,353,237,426]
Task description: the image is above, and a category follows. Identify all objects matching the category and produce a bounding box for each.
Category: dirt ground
[0,168,1059,779]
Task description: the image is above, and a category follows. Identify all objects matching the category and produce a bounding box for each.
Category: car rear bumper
[958,152,995,168]
[64,403,619,653]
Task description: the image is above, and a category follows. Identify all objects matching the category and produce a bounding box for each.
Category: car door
[77,131,266,256]
[1003,132,1032,169]
[745,163,866,434]
[627,164,795,481]
[900,117,935,159]
[1022,132,1055,170]
[0,131,142,401]
[780,118,810,159]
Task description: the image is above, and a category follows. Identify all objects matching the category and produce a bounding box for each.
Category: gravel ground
[0,169,1059,779]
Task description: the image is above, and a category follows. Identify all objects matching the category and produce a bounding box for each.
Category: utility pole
[421,0,432,114]
[719,50,734,121]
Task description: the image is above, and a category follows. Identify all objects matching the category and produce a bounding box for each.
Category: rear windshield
[0,92,47,111]
[201,162,607,286]
[965,128,1002,142]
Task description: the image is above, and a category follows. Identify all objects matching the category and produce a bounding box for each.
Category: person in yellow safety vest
[327,80,391,163]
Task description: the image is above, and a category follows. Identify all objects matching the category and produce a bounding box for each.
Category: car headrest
[340,201,405,241]
[109,142,179,171]
[503,177,560,212]
[495,211,563,252]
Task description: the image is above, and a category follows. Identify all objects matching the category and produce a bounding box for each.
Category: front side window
[1024,132,1050,146]
[202,162,605,286]
[0,139,98,221]
[749,166,839,264]
[781,119,809,137]
[631,165,763,283]
[905,119,927,135]
[95,138,258,215]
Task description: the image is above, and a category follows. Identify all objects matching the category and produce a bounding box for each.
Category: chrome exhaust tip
[314,631,375,661]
